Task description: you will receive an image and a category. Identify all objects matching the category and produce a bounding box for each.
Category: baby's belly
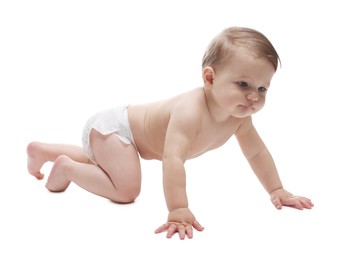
[128,105,163,160]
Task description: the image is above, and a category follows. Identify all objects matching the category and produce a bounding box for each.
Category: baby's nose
[246,90,258,101]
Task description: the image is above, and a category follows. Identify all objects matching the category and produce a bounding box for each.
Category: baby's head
[202,27,280,72]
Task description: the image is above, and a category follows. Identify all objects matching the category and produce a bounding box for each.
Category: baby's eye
[258,86,267,92]
[237,81,248,88]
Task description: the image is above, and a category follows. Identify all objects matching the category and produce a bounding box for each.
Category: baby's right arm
[155,103,204,239]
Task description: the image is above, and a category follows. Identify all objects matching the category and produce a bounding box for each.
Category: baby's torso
[128,88,243,161]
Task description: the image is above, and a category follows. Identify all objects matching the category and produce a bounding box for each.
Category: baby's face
[210,48,275,118]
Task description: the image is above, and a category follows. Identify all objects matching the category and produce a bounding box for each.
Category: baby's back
[128,87,242,161]
[128,89,202,160]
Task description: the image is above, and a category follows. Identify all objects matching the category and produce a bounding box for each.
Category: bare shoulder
[160,87,207,142]
[162,88,207,159]
[129,87,206,143]
[169,88,206,122]
[139,87,206,126]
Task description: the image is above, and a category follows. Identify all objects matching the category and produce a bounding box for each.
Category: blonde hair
[202,27,281,71]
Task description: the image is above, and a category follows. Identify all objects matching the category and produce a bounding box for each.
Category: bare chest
[188,119,241,158]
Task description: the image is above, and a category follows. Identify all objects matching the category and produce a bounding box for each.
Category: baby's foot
[27,142,45,179]
[45,155,71,192]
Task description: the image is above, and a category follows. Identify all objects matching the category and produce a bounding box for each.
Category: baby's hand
[270,188,314,210]
[154,208,204,239]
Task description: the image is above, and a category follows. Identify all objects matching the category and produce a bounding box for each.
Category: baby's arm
[154,105,204,239]
[235,117,313,210]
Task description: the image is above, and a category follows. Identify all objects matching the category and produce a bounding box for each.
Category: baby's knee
[54,155,73,175]
[27,141,41,156]
[111,186,141,204]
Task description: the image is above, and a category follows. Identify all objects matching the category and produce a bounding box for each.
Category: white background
[1,0,340,259]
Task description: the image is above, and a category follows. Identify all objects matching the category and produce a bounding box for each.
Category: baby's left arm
[235,117,313,210]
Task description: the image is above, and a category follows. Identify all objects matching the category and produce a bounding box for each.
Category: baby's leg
[48,131,141,203]
[27,142,89,179]
[90,131,142,203]
[45,155,119,195]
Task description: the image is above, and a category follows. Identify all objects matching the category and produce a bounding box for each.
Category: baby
[27,27,313,240]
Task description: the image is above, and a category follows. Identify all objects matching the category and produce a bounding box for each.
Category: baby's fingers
[154,223,170,234]
[155,222,201,239]
[178,225,188,240]
[166,224,178,238]
[271,196,283,209]
[185,225,193,238]
[296,196,314,209]
[282,197,310,210]
[193,220,205,231]
[170,224,194,239]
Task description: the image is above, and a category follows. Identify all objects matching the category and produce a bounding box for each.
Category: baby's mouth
[243,102,254,109]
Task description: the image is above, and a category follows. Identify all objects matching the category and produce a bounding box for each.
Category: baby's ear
[202,66,215,86]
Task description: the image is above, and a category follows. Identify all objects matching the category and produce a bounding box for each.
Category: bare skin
[27,47,313,240]
[27,131,141,203]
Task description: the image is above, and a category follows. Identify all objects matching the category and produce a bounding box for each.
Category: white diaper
[82,106,135,163]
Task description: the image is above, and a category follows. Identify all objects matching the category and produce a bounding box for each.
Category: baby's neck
[203,87,232,123]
